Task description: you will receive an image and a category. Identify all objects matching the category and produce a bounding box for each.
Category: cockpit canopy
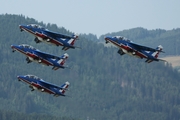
[19,44,39,51]
[113,36,124,40]
[113,36,132,42]
[25,74,42,80]
[27,24,48,30]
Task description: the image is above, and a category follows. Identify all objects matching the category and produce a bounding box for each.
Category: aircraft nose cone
[19,25,23,29]
[104,37,110,44]
[11,45,16,49]
[17,75,20,80]
[19,25,26,31]
[11,45,18,52]
[11,45,17,48]
[104,37,109,41]
[19,25,22,29]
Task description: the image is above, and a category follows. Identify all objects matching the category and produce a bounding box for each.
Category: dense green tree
[0,14,180,120]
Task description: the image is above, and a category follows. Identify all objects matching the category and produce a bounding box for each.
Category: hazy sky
[1,0,180,37]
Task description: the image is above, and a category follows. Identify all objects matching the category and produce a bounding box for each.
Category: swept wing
[34,51,61,59]
[37,80,67,90]
[128,42,165,52]
[43,30,72,39]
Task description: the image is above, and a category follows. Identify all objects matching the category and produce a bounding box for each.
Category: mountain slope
[0,14,180,120]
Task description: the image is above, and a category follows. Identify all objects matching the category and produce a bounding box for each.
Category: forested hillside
[0,14,180,120]
[0,110,77,120]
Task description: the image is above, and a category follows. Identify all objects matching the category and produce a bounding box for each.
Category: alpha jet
[17,74,70,97]
[11,44,69,70]
[19,24,79,51]
[105,36,165,63]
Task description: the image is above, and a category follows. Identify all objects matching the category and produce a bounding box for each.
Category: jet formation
[12,24,166,97]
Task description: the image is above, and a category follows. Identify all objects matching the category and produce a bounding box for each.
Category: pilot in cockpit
[29,24,38,28]
[115,36,124,40]
[119,36,124,40]
[33,24,38,28]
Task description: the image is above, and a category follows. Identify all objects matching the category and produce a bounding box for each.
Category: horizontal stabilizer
[60,81,70,94]
[145,58,167,63]
[157,58,167,62]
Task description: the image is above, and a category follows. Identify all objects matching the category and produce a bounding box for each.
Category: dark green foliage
[0,14,180,120]
[80,33,98,41]
[0,110,77,120]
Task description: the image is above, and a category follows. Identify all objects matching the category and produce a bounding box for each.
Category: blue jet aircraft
[19,24,79,51]
[11,44,69,70]
[105,36,165,63]
[17,74,70,97]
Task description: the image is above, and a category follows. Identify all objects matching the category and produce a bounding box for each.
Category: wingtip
[160,50,165,53]
[65,81,70,85]
[74,46,82,49]
[158,59,167,62]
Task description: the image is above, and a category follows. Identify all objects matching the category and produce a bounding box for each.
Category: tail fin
[58,53,69,66]
[62,34,79,51]
[151,45,163,58]
[68,34,78,45]
[145,45,163,63]
[59,81,70,94]
[52,53,69,70]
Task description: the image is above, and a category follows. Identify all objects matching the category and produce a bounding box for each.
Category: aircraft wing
[38,80,66,90]
[129,43,164,52]
[43,30,72,39]
[146,58,167,63]
[35,51,60,59]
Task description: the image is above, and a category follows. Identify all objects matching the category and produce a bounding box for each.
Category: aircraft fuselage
[11,45,66,69]
[20,25,64,46]
[105,37,147,59]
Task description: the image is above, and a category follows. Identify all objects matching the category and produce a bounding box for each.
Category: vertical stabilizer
[57,53,69,66]
[52,53,69,70]
[62,34,79,50]
[151,45,163,58]
[68,34,78,45]
[145,45,163,63]
[59,81,70,94]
